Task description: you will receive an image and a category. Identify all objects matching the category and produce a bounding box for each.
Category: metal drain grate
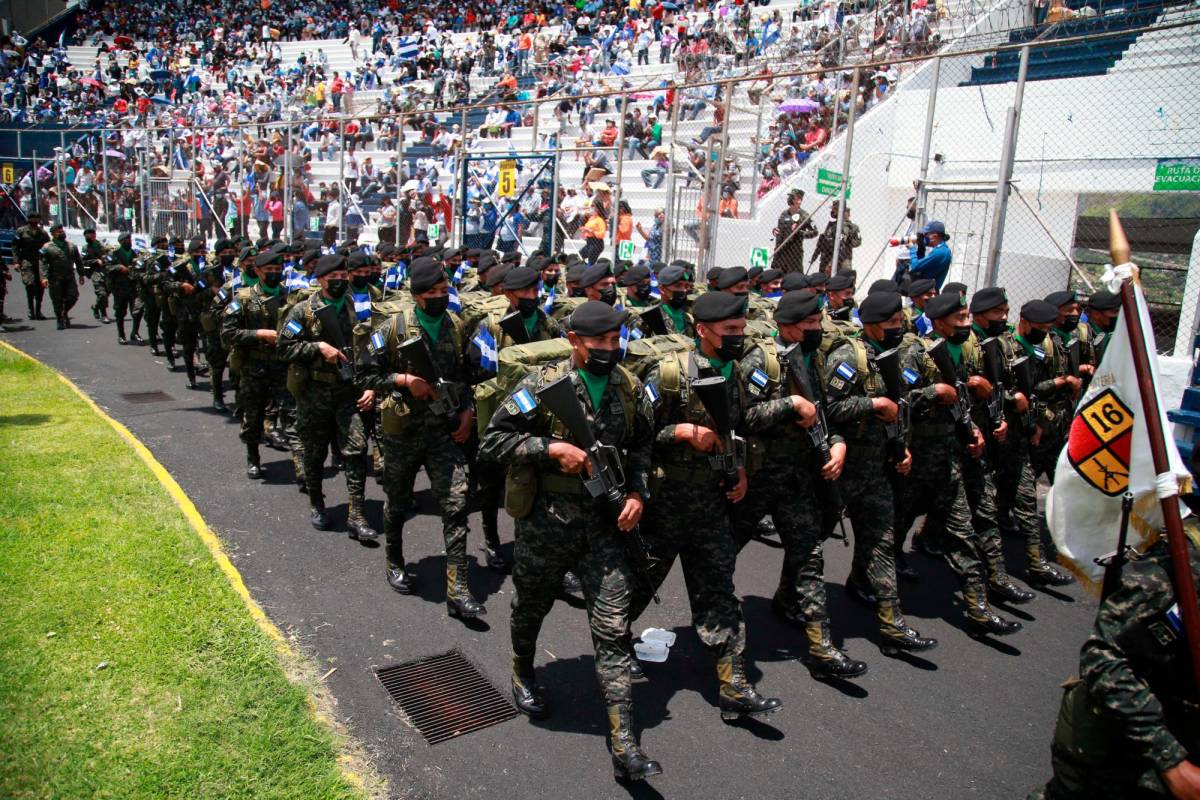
[375,649,518,744]
[119,390,173,404]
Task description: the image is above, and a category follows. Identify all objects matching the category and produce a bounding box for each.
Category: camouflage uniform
[13,222,49,317]
[132,251,163,350]
[39,237,84,322]
[479,361,651,708]
[161,255,209,384]
[82,238,109,319]
[358,308,475,598]
[106,244,138,340]
[811,218,862,273]
[659,303,696,338]
[823,305,859,342]
[1032,528,1200,799]
[278,292,369,513]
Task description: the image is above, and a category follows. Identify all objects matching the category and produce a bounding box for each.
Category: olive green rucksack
[474,338,575,437]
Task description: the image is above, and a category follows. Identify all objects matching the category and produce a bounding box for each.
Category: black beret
[188,237,205,252]
[969,286,1008,313]
[804,272,829,288]
[618,264,650,287]
[409,257,447,293]
[503,266,540,290]
[905,278,936,298]
[781,273,808,292]
[1087,289,1121,311]
[376,242,396,258]
[706,266,723,283]
[49,222,65,232]
[692,291,747,323]
[647,261,667,275]
[716,266,749,289]
[759,268,783,285]
[312,254,347,279]
[254,251,282,268]
[485,264,513,289]
[269,241,290,255]
[858,292,903,324]
[747,265,764,282]
[580,262,612,289]
[464,247,483,259]
[570,300,628,336]
[301,249,321,267]
[827,272,855,291]
[566,261,589,283]
[1020,299,1058,325]
[868,279,899,295]
[924,292,965,321]
[213,238,233,252]
[441,246,462,261]
[658,265,687,286]
[774,290,822,324]
[526,253,548,271]
[117,232,132,244]
[346,252,370,270]
[500,251,521,264]
[476,253,498,273]
[941,281,968,297]
[1045,290,1077,308]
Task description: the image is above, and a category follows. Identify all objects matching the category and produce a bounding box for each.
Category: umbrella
[103,149,126,159]
[80,77,104,89]
[149,69,172,81]
[114,35,134,49]
[779,98,820,114]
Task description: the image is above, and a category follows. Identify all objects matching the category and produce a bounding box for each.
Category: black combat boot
[511,655,548,718]
[845,573,877,606]
[989,557,1035,604]
[346,495,378,541]
[446,559,486,620]
[608,704,662,782]
[1027,556,1074,588]
[716,654,782,721]
[117,318,128,344]
[185,360,197,389]
[561,570,582,596]
[386,564,416,594]
[877,601,938,656]
[963,584,1023,636]
[310,497,331,531]
[211,370,227,413]
[481,506,509,572]
[756,516,779,541]
[246,444,263,480]
[804,620,868,680]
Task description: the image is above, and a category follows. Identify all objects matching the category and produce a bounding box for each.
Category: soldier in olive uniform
[202,239,239,412]
[131,236,167,352]
[772,189,818,274]
[161,238,211,388]
[14,212,50,319]
[107,233,138,344]
[824,291,938,655]
[732,290,869,679]
[155,237,185,368]
[278,255,375,536]
[637,291,783,722]
[1030,517,1200,800]
[656,264,695,337]
[358,258,484,619]
[811,202,862,274]
[40,223,85,329]
[1085,290,1122,365]
[823,271,859,340]
[479,300,662,783]
[80,228,110,323]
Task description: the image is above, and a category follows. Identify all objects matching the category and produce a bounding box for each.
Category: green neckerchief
[930,331,963,365]
[322,293,347,316]
[1013,333,1040,357]
[243,275,260,288]
[577,367,609,411]
[1054,326,1074,342]
[865,336,888,354]
[774,334,812,369]
[626,296,652,308]
[696,339,735,379]
[521,310,539,338]
[259,282,281,296]
[413,304,445,343]
[663,302,687,331]
[912,302,924,314]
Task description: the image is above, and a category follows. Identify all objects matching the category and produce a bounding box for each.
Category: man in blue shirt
[908,220,953,289]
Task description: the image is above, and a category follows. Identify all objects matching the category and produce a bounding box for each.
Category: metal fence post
[284,124,293,240]
[747,86,766,219]
[188,130,197,238]
[610,92,628,259]
[985,44,1030,286]
[139,148,147,236]
[101,130,111,231]
[662,94,681,263]
[914,56,942,231]
[31,149,39,220]
[58,131,67,227]
[396,113,405,248]
[338,120,346,243]
[706,80,735,271]
[16,129,21,158]
[830,67,861,272]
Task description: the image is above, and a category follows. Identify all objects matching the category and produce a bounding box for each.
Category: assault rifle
[399,335,460,428]
[980,336,1008,434]
[927,338,976,446]
[314,302,356,383]
[636,305,668,336]
[691,375,747,492]
[1012,355,1042,435]
[784,343,848,546]
[875,347,911,465]
[498,310,532,345]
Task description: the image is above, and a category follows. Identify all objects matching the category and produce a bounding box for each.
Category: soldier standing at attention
[637,291,783,722]
[357,257,485,619]
[772,189,817,274]
[14,211,49,320]
[40,222,85,330]
[278,254,375,536]
[479,300,661,782]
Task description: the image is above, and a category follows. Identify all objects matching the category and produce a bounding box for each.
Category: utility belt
[911,422,955,439]
[659,461,718,487]
[246,348,278,362]
[842,439,886,459]
[309,369,341,384]
[538,472,586,496]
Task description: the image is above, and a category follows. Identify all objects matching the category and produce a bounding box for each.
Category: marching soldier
[14,211,49,320]
[40,223,85,330]
[637,291,783,722]
[357,257,484,619]
[202,239,239,411]
[732,290,868,679]
[131,236,166,353]
[278,254,375,536]
[479,300,661,782]
[655,263,695,337]
[161,238,210,388]
[823,271,859,340]
[82,228,110,323]
[107,233,138,344]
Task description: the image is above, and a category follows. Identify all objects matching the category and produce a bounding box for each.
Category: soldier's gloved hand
[549,440,589,474]
[1059,374,1082,397]
[356,389,375,412]
[617,493,643,531]
[993,418,1008,443]
[871,396,898,423]
[1013,392,1030,414]
[725,468,748,503]
[319,342,348,364]
[790,394,817,428]
[894,448,913,476]
[1162,761,1200,800]
[967,375,992,399]
[821,441,846,481]
[932,383,957,405]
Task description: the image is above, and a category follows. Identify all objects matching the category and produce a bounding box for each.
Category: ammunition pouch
[286,362,309,396]
[538,472,586,496]
[199,311,218,333]
[504,463,538,519]
[379,392,413,435]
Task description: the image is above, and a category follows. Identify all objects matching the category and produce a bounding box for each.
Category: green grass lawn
[0,347,366,799]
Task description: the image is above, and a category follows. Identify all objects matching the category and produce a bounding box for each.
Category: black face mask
[371,273,384,288]
[543,272,560,288]
[984,318,1008,337]
[584,347,621,376]
[715,334,744,362]
[325,279,349,299]
[423,295,450,317]
[219,254,235,267]
[570,287,588,298]
[598,286,618,306]
[949,325,972,344]
[668,291,689,309]
[261,272,282,288]
[351,274,370,290]
[1100,318,1118,334]
[1023,327,1048,345]
[516,296,539,317]
[878,326,904,350]
[634,284,653,302]
[1061,314,1080,330]
[799,328,823,353]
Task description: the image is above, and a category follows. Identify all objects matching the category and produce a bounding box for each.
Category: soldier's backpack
[623,333,694,385]
[474,338,573,437]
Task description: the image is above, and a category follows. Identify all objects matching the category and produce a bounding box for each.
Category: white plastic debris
[640,627,676,647]
[633,641,669,662]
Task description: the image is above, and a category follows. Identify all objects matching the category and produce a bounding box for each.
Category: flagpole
[1110,208,1200,690]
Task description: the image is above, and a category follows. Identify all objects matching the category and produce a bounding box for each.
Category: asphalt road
[3,288,1099,800]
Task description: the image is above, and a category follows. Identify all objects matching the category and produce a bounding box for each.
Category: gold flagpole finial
[1109,208,1131,266]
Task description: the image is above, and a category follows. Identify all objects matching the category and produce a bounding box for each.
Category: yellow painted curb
[0,339,369,794]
